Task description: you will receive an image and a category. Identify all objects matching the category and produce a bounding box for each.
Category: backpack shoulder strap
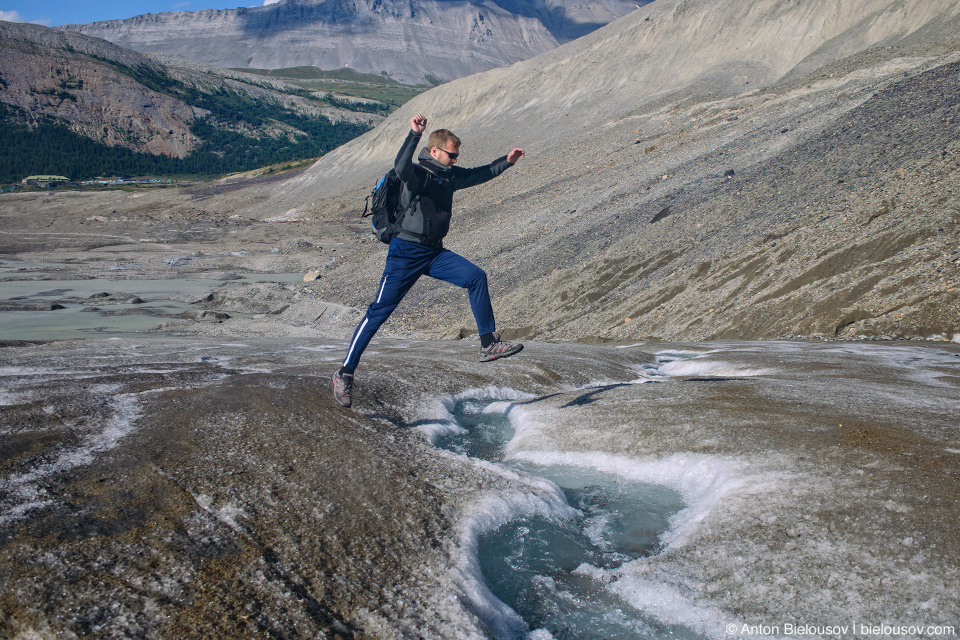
[406,164,435,195]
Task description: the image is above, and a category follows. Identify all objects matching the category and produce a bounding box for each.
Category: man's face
[431,143,460,167]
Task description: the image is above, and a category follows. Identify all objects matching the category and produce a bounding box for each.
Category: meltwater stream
[435,394,701,640]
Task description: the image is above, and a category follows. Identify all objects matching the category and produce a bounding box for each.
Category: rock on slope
[61,0,646,85]
[265,0,960,343]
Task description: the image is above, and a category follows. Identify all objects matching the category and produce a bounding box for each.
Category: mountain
[0,21,380,181]
[3,0,959,343]
[261,0,960,342]
[59,0,647,85]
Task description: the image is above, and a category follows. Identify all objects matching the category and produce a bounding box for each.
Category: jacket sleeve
[395,130,422,185]
[451,155,513,191]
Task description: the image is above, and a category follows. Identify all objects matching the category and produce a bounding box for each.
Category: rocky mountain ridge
[60,0,646,84]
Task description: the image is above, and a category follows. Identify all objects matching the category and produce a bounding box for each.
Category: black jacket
[394,130,513,246]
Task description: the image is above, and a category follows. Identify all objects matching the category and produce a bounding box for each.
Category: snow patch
[651,357,776,380]
[578,564,735,639]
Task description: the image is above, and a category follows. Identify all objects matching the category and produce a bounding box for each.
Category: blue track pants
[341,238,496,370]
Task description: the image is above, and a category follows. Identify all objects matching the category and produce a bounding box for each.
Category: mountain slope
[0,21,378,181]
[265,0,960,342]
[60,0,646,85]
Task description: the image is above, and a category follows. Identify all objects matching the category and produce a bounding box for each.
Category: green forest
[0,113,368,184]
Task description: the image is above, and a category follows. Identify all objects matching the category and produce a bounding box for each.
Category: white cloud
[173,2,190,9]
[262,0,280,4]
[0,10,50,25]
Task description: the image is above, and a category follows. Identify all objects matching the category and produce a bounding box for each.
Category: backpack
[361,168,418,244]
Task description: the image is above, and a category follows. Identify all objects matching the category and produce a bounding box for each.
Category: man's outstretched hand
[507,148,524,165]
[411,114,427,134]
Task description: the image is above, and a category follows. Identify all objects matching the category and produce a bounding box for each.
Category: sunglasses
[436,147,459,160]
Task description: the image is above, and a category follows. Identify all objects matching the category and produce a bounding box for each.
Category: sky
[0,0,279,26]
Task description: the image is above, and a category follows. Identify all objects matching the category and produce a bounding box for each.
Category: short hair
[428,129,461,150]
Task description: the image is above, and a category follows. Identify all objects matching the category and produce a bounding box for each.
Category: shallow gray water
[0,269,304,340]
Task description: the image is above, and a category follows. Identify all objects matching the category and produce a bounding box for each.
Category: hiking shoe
[332,370,354,407]
[480,338,523,362]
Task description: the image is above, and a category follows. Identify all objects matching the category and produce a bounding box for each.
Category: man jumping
[333,114,525,407]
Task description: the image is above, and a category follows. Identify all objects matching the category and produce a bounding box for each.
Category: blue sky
[0,0,278,26]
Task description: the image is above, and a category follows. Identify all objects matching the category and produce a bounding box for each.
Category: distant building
[21,175,70,187]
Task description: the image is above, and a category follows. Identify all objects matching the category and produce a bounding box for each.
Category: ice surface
[427,341,960,637]
[631,349,778,381]
[650,359,776,379]
[433,389,736,638]
[0,389,142,524]
[506,451,742,552]
[1,337,957,638]
[417,386,534,446]
[295,344,342,353]
[581,565,735,640]
[193,492,248,533]
[0,389,32,406]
